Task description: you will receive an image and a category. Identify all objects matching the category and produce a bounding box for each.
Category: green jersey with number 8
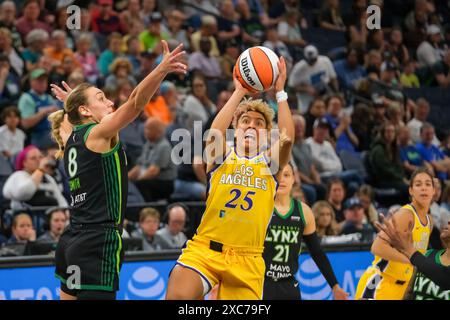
[64,122,128,226]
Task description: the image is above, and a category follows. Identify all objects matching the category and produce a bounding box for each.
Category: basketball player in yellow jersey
[355,168,435,300]
[166,57,294,300]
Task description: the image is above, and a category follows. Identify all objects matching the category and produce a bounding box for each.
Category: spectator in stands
[44,30,76,70]
[220,39,240,81]
[417,24,445,68]
[387,28,410,67]
[97,32,123,77]
[216,0,241,47]
[74,33,100,84]
[367,29,388,53]
[407,98,439,145]
[139,11,169,53]
[416,122,450,181]
[18,69,60,148]
[237,0,268,47]
[7,213,36,244]
[22,28,49,72]
[333,45,366,92]
[188,37,222,80]
[304,97,327,137]
[91,0,126,37]
[48,53,83,86]
[326,178,346,224]
[144,91,172,125]
[0,28,24,78]
[288,45,338,112]
[306,117,363,193]
[277,10,307,59]
[118,116,145,170]
[172,134,206,201]
[70,8,101,56]
[292,115,326,205]
[0,1,23,51]
[324,94,359,154]
[398,125,431,177]
[355,184,379,228]
[263,27,293,72]
[368,121,409,198]
[183,73,216,132]
[119,0,141,34]
[157,204,188,248]
[433,50,450,88]
[3,145,68,209]
[163,9,190,51]
[340,197,375,240]
[137,50,158,82]
[351,103,374,152]
[442,131,450,158]
[16,0,52,42]
[37,207,67,243]
[0,54,21,109]
[128,117,176,201]
[318,0,346,32]
[345,1,368,46]
[312,200,339,237]
[124,36,143,78]
[0,106,25,160]
[140,0,157,27]
[403,0,429,48]
[105,57,137,88]
[191,15,220,57]
[132,207,172,252]
[441,183,450,213]
[365,49,383,77]
[430,178,450,232]
[400,60,420,88]
[386,103,405,132]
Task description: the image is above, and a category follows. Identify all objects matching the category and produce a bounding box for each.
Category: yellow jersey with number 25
[196,148,278,248]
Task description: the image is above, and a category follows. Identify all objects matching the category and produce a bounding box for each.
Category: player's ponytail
[48,109,65,159]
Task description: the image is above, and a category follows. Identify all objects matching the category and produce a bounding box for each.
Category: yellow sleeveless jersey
[372,204,431,281]
[196,148,278,248]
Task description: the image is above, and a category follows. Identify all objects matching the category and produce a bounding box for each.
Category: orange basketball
[234,46,280,93]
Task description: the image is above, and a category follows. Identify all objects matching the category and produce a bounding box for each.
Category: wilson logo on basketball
[241,57,256,86]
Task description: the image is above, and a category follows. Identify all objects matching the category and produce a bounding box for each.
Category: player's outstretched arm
[301,203,349,300]
[205,74,249,171]
[94,41,186,139]
[272,57,294,172]
[371,209,413,264]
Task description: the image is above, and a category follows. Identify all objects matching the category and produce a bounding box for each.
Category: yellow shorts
[176,235,266,300]
[355,266,410,300]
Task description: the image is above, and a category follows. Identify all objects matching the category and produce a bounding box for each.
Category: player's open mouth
[244,132,256,141]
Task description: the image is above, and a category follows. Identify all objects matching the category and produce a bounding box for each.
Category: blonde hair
[109,57,132,74]
[139,207,161,223]
[312,201,339,236]
[48,82,95,158]
[232,98,275,131]
[12,213,32,229]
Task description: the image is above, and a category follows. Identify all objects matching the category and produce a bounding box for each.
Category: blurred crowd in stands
[0,0,450,256]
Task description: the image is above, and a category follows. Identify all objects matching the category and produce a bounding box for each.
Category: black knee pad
[76,290,117,300]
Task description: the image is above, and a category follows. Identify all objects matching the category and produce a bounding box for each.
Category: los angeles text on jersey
[219,164,269,190]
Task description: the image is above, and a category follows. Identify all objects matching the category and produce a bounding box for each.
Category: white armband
[276,90,288,103]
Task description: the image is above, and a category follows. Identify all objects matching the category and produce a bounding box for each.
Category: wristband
[276,90,288,103]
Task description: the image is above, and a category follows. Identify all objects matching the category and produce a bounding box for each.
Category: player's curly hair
[232,98,275,131]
